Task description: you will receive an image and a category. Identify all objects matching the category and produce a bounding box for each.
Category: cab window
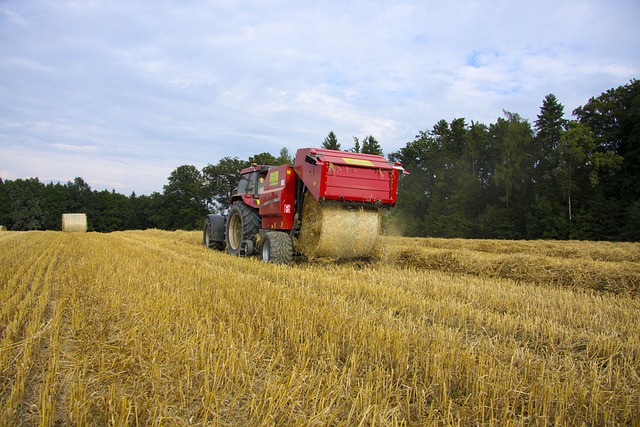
[245,172,256,194]
[236,174,250,194]
[236,170,268,196]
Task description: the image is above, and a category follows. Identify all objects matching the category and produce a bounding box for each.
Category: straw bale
[62,213,87,232]
[403,237,640,263]
[297,192,380,260]
[387,241,640,295]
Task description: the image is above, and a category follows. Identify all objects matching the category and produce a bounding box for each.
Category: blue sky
[1,0,638,195]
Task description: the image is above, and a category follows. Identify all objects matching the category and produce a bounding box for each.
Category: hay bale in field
[61,213,87,232]
[387,241,640,295]
[0,225,6,231]
[297,192,380,260]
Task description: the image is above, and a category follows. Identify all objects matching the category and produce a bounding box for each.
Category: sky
[1,0,638,195]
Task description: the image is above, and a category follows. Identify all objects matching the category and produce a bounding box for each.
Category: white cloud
[0,5,30,26]
[1,0,638,194]
[51,143,99,153]
[0,57,54,73]
[0,145,174,194]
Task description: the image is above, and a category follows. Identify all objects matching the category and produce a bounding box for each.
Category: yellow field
[1,230,639,426]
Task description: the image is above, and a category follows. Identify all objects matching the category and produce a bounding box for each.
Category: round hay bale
[61,213,87,232]
[0,225,7,231]
[297,192,380,260]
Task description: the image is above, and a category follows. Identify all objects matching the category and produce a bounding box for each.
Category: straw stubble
[2,230,638,426]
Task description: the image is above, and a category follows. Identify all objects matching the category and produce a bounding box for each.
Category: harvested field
[384,237,640,295]
[1,230,639,425]
[390,236,640,263]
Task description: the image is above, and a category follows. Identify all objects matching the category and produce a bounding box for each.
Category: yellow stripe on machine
[342,158,374,166]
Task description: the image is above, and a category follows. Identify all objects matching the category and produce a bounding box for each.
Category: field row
[1,230,639,425]
[382,236,640,295]
[389,236,640,262]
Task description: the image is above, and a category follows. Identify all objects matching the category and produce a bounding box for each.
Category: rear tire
[261,231,293,264]
[203,218,225,250]
[226,201,261,256]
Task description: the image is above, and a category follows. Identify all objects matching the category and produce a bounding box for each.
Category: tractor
[203,147,404,264]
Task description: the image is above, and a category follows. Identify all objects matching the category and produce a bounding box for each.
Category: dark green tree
[0,178,11,228]
[41,181,72,230]
[529,94,568,238]
[492,112,534,207]
[487,112,535,238]
[142,192,166,230]
[574,79,639,240]
[466,121,496,192]
[322,131,341,150]
[249,152,277,165]
[161,165,207,230]
[6,178,45,230]
[389,119,492,237]
[423,119,462,236]
[535,94,567,157]
[89,189,133,232]
[350,136,361,153]
[127,192,144,229]
[554,121,596,237]
[361,135,383,155]
[67,177,92,212]
[129,192,160,230]
[425,119,486,237]
[389,135,431,236]
[275,147,293,165]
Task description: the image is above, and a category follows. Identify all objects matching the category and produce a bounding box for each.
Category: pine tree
[361,135,383,155]
[275,147,293,165]
[530,94,568,238]
[322,131,340,150]
[351,136,361,153]
[535,94,566,154]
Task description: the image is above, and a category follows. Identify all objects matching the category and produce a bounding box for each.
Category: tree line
[389,80,639,241]
[1,79,638,240]
[0,150,292,233]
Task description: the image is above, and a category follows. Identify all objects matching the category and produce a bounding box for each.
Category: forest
[1,79,638,241]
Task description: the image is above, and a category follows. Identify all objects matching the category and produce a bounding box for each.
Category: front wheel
[226,202,261,255]
[261,231,293,264]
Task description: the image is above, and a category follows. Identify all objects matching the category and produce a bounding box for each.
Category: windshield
[236,170,270,196]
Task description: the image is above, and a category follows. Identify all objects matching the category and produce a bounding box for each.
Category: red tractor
[203,147,404,264]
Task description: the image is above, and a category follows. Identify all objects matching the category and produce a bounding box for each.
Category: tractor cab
[233,164,272,209]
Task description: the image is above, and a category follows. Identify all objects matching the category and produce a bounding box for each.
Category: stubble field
[1,230,639,426]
